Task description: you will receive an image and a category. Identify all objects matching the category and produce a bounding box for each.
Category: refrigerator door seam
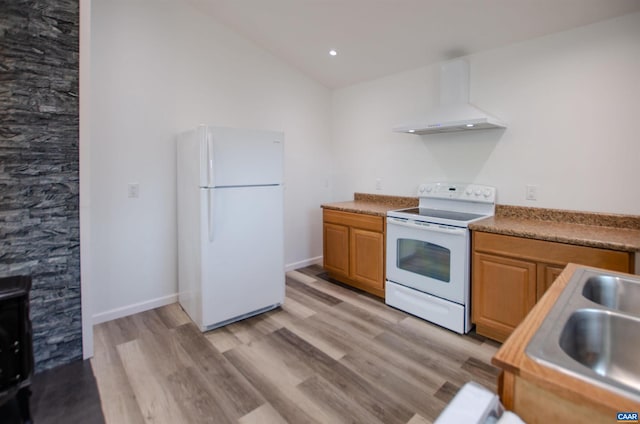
[213,184,281,189]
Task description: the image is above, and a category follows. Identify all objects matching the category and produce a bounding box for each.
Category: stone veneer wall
[0,0,81,371]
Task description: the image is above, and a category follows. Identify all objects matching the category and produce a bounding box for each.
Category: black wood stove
[0,276,34,423]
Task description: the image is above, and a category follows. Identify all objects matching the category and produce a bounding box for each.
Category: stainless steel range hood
[393,59,506,135]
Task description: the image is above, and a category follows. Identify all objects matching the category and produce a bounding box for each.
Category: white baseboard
[285,256,322,272]
[93,293,178,325]
[92,257,324,325]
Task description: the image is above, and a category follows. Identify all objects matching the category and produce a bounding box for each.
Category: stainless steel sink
[526,267,640,402]
[559,309,640,388]
[582,275,640,316]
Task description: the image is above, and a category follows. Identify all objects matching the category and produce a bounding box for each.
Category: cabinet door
[473,253,537,342]
[350,228,384,292]
[323,223,349,276]
[536,263,565,300]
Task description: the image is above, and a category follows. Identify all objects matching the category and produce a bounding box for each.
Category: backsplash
[353,193,418,208]
[0,0,81,371]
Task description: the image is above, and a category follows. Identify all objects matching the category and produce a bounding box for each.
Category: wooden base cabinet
[323,209,385,298]
[536,263,565,300]
[498,371,615,423]
[323,223,349,276]
[473,253,537,342]
[472,231,633,342]
[350,228,384,289]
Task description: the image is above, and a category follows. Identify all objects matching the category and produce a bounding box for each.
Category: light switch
[128,183,140,198]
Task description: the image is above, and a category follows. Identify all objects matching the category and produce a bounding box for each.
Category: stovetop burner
[387,182,496,228]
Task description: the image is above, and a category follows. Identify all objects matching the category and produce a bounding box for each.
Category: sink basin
[526,267,640,402]
[559,309,640,389]
[582,275,640,316]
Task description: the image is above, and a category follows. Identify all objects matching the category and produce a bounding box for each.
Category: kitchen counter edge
[321,193,418,217]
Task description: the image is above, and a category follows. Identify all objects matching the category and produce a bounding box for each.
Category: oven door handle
[387,217,467,236]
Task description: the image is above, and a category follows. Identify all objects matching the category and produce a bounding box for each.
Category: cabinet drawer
[473,231,631,272]
[323,209,384,232]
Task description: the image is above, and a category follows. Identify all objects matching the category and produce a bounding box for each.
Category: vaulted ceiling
[187,0,640,88]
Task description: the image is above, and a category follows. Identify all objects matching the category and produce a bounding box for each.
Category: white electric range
[385,182,496,334]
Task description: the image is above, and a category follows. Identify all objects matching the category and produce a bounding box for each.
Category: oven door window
[397,238,450,283]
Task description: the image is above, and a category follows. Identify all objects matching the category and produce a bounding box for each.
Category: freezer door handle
[207,190,215,242]
[206,130,215,187]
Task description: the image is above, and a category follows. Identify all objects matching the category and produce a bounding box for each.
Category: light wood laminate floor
[92,265,500,424]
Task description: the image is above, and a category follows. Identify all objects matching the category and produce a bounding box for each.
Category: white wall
[331,12,640,215]
[80,0,93,357]
[90,5,640,321]
[90,0,332,319]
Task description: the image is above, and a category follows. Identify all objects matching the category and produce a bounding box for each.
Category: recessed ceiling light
[466,124,474,127]
[329,49,337,56]
[408,129,415,133]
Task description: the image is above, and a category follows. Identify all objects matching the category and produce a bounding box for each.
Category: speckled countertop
[470,205,640,252]
[322,196,640,252]
[321,193,418,217]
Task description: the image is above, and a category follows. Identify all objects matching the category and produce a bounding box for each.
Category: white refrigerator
[177,125,284,331]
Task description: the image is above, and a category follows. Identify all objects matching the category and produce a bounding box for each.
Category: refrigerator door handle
[207,130,215,188]
[207,190,215,242]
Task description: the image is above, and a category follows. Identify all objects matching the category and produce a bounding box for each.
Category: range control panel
[418,182,496,203]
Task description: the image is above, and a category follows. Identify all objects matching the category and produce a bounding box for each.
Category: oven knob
[419,186,426,194]
[483,188,493,198]
[474,189,481,196]
[425,185,433,193]
[465,188,472,195]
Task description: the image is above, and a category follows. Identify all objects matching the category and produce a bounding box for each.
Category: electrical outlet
[375,178,382,191]
[526,184,538,201]
[128,183,140,198]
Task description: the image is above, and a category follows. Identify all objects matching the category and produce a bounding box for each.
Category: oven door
[386,217,469,304]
